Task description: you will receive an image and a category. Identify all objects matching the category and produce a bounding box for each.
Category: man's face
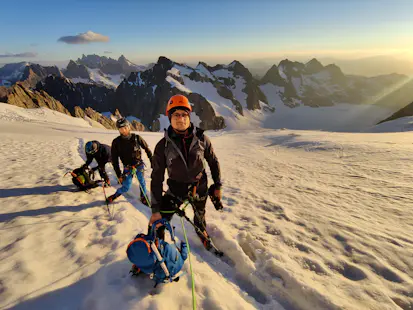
[171,109,190,131]
[119,125,131,136]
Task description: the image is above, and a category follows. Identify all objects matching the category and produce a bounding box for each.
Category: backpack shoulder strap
[195,127,205,141]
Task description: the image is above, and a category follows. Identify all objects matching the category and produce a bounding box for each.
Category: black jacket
[151,124,221,213]
[111,134,153,178]
[85,143,111,167]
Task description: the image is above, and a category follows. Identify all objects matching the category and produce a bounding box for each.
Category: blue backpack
[126,219,188,285]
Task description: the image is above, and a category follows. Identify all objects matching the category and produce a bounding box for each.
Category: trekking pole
[185,198,224,257]
[101,182,112,219]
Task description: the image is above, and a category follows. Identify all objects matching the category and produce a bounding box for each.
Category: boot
[104,179,111,187]
[106,192,121,204]
[129,264,142,277]
[196,229,212,250]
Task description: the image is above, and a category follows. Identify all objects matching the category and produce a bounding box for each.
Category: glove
[214,188,222,201]
[208,184,224,211]
[82,164,89,170]
[175,208,186,217]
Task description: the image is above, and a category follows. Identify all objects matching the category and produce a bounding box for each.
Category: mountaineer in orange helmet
[149,94,223,250]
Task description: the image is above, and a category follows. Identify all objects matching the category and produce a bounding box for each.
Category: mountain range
[0,54,411,131]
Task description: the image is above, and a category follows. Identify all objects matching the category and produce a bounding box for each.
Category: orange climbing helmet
[166,94,192,116]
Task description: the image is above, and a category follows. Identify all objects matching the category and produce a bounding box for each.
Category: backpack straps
[135,134,139,148]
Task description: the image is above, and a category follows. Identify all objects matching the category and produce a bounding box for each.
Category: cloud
[58,31,109,44]
[0,52,38,58]
[104,51,112,54]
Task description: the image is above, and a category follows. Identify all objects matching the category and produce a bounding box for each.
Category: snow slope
[86,68,125,89]
[0,112,412,310]
[0,103,103,129]
[260,83,394,132]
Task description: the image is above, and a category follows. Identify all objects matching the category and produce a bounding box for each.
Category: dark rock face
[189,71,209,83]
[0,82,70,115]
[0,62,28,83]
[0,62,64,88]
[213,81,243,115]
[36,75,115,115]
[325,64,347,86]
[260,65,286,86]
[73,106,117,129]
[75,54,143,76]
[305,58,324,75]
[278,59,306,78]
[187,92,223,129]
[230,60,253,80]
[113,56,227,130]
[378,101,413,124]
[19,64,64,88]
[245,80,267,110]
[208,60,269,111]
[259,58,406,108]
[130,120,145,131]
[64,60,90,79]
[113,57,174,128]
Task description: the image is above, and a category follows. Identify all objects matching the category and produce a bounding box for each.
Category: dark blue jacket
[86,143,111,168]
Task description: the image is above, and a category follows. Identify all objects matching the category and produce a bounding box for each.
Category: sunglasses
[172,112,189,118]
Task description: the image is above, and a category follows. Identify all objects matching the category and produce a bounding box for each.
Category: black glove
[175,208,186,217]
[208,184,224,211]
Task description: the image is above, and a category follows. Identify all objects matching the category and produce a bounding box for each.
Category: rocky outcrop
[208,60,269,111]
[130,120,145,131]
[260,58,406,108]
[36,75,115,114]
[226,60,269,110]
[189,71,210,83]
[64,60,90,79]
[0,82,70,115]
[114,58,174,128]
[245,80,267,110]
[0,62,64,88]
[325,64,347,86]
[114,56,226,131]
[305,58,324,75]
[378,101,413,124]
[260,65,286,86]
[19,64,64,88]
[74,106,117,129]
[213,81,243,115]
[75,54,144,76]
[0,62,28,83]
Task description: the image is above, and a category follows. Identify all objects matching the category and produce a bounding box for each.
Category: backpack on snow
[126,219,188,286]
[70,166,102,191]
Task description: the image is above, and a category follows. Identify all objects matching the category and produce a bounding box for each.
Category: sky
[1,0,413,66]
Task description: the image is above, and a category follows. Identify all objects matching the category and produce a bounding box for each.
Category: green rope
[137,179,151,208]
[127,174,196,309]
[181,216,197,310]
[160,201,190,214]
